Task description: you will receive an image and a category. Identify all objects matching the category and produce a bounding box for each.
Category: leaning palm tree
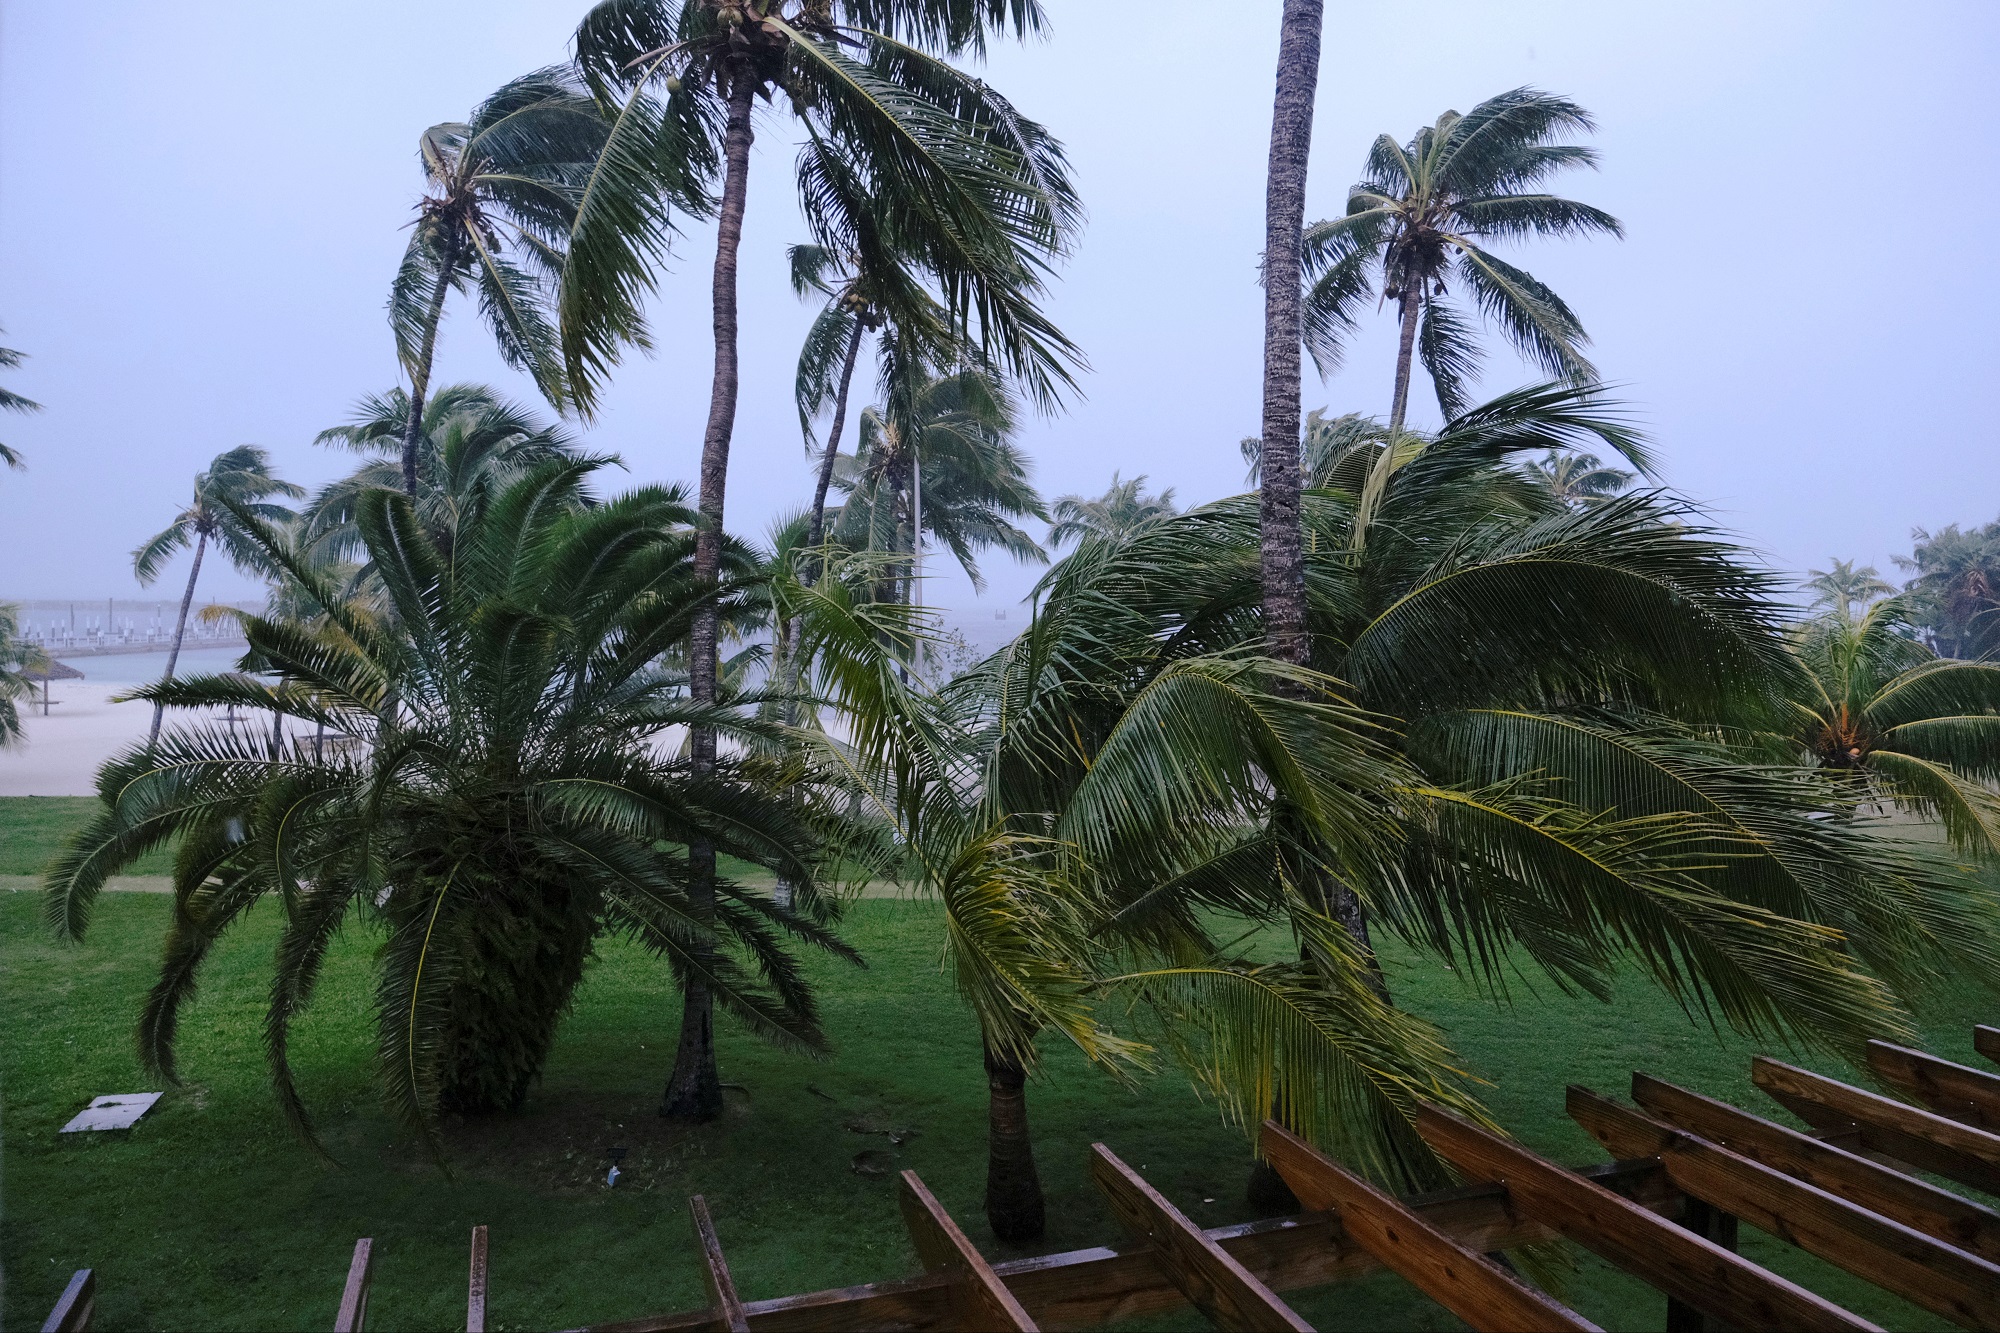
[832,365,1046,609]
[1790,598,2000,861]
[1301,88,1623,431]
[1803,558,1895,622]
[51,464,868,1152]
[0,327,42,470]
[387,68,612,494]
[1526,449,1636,510]
[1047,473,1177,548]
[131,447,303,746]
[563,3,1079,1118]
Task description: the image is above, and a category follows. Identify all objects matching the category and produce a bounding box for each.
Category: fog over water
[2,1,1995,618]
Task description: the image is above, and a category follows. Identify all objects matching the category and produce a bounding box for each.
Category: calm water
[50,647,256,685]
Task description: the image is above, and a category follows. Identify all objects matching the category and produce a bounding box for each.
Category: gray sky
[3,1,1995,615]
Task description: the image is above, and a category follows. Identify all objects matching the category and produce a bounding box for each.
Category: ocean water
[50,648,257,685]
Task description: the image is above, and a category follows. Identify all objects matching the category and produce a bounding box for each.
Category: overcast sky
[2,1,1995,617]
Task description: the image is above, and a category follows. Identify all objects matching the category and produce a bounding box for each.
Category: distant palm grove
[19,0,1999,1251]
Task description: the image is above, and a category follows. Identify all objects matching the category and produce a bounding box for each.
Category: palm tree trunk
[983,1043,1046,1242]
[1256,0,1323,671]
[1387,282,1421,435]
[148,531,207,748]
[399,270,453,498]
[663,68,757,1124]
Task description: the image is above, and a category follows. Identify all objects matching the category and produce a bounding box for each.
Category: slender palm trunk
[1387,282,1421,435]
[399,271,453,498]
[663,70,757,1124]
[1256,0,1323,671]
[148,531,207,747]
[983,1043,1045,1242]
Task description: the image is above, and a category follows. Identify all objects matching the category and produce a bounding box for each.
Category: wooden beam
[1866,1040,2000,1132]
[1415,1103,1878,1333]
[687,1197,750,1333]
[334,1238,374,1333]
[1974,1025,1998,1067]
[897,1171,1037,1332]
[1260,1120,1598,1332]
[1633,1072,2000,1263]
[1568,1086,2000,1330]
[1089,1143,1311,1332]
[468,1225,490,1333]
[578,1159,1677,1333]
[1754,1057,2000,1196]
[40,1270,94,1333]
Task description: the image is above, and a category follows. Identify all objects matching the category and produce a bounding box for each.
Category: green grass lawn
[0,797,176,875]
[3,800,1993,1331]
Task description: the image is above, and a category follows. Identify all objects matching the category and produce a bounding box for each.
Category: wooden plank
[1754,1056,2000,1196]
[688,1196,750,1333]
[1633,1072,2000,1263]
[334,1238,374,1333]
[40,1269,94,1333]
[468,1225,490,1333]
[1569,1085,2000,1330]
[1261,1120,1597,1332]
[577,1159,1678,1333]
[1867,1040,2000,1132]
[1089,1143,1311,1333]
[897,1171,1037,1332]
[1975,1026,1998,1067]
[1415,1103,1878,1333]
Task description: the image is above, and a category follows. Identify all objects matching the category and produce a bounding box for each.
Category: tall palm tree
[1047,473,1177,548]
[1527,449,1635,509]
[1301,88,1623,431]
[565,0,1076,1122]
[51,465,869,1153]
[1897,519,2000,659]
[1790,599,2000,860]
[131,447,303,747]
[1803,558,1895,621]
[832,365,1046,609]
[0,327,42,470]
[1256,0,1325,669]
[388,68,612,495]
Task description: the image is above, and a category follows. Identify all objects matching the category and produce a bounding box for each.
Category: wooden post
[1089,1143,1311,1333]
[897,1171,1037,1331]
[1260,1120,1598,1332]
[1415,1103,1878,1332]
[1974,1025,1998,1068]
[40,1269,95,1333]
[1865,1040,2000,1132]
[1632,1072,2000,1263]
[688,1197,750,1333]
[1754,1057,2000,1196]
[1568,1086,2000,1330]
[467,1226,490,1333]
[334,1238,374,1333]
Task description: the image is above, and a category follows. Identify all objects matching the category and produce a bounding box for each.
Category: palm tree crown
[388,68,612,492]
[1047,473,1178,548]
[1301,88,1623,429]
[1897,519,2000,659]
[1527,449,1636,509]
[1803,557,1895,621]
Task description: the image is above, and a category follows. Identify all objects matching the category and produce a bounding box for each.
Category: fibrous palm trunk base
[984,1046,1046,1243]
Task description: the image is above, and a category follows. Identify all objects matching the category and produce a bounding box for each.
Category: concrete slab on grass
[61,1092,163,1133]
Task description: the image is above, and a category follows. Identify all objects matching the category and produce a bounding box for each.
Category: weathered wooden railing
[42,1027,2000,1332]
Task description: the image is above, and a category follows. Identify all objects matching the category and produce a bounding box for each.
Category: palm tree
[1527,449,1636,509]
[131,447,303,747]
[0,327,42,470]
[1790,599,2000,860]
[1256,0,1325,669]
[1301,88,1623,431]
[832,365,1046,610]
[1897,519,2000,659]
[300,384,592,564]
[50,464,869,1152]
[387,68,612,495]
[1803,558,1895,621]
[564,0,1077,1121]
[0,603,48,747]
[1047,473,1177,548]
